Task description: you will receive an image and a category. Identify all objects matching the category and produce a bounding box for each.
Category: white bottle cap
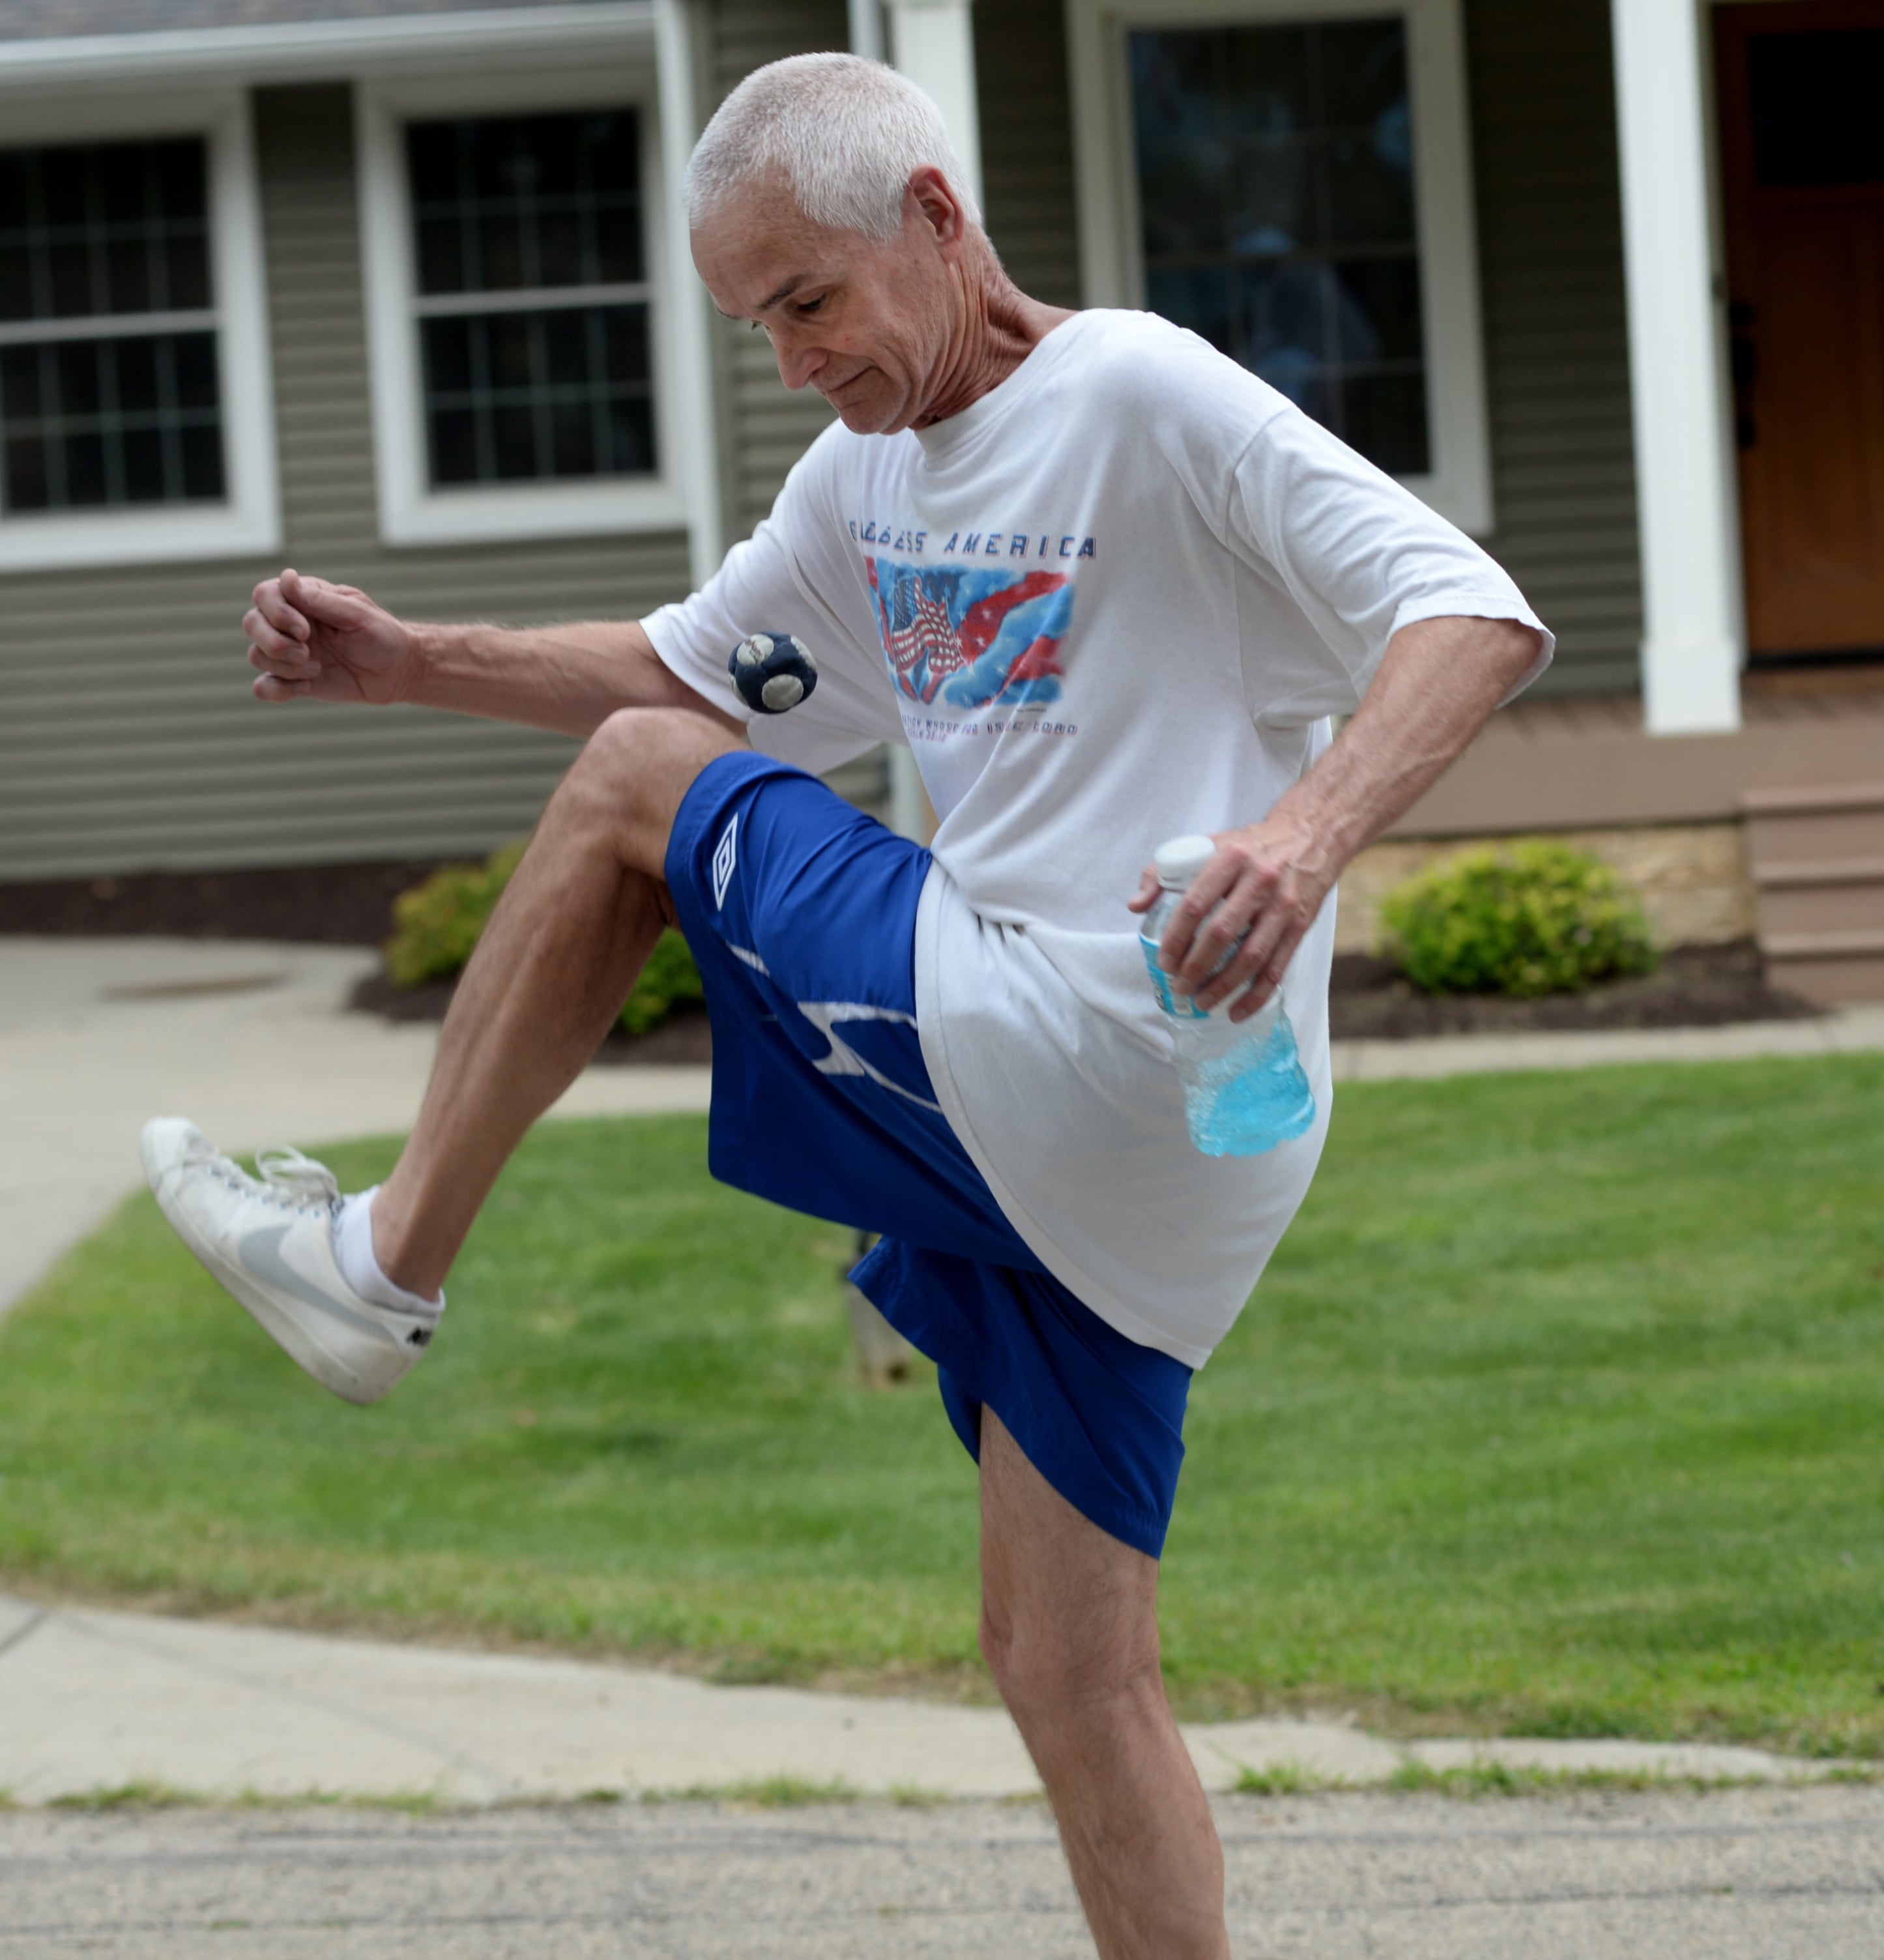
[1153,834,1217,889]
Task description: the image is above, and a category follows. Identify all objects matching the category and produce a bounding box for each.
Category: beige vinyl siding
[0,83,689,881]
[1462,0,1644,695]
[977,0,1082,309]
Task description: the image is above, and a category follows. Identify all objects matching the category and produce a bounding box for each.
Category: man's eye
[796,296,826,316]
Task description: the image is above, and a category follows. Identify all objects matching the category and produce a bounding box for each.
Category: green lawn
[3,1054,1881,1753]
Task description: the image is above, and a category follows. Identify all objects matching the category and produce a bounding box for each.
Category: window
[1067,0,1493,533]
[0,97,277,573]
[0,138,227,512]
[357,72,689,547]
[408,111,656,487]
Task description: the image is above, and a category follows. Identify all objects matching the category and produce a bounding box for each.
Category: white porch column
[1610,0,1743,734]
[654,0,725,588]
[885,0,983,205]
[877,0,979,841]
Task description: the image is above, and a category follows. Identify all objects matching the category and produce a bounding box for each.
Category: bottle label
[1139,934,1210,1020]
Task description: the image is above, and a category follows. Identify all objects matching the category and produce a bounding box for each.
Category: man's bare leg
[979,1409,1230,1960]
[371,708,743,1297]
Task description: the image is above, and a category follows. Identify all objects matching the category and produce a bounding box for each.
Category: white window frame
[1065,0,1496,534]
[0,89,280,574]
[356,64,688,548]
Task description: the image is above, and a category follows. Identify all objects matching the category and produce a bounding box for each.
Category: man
[143,53,1548,1959]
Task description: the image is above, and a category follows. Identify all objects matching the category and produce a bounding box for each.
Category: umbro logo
[712,816,738,910]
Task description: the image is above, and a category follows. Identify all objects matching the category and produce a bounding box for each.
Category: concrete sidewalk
[0,936,710,1318]
[0,1592,1850,1807]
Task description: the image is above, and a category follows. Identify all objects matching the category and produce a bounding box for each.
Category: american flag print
[866,559,1075,708]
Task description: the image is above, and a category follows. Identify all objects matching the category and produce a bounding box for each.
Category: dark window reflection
[0,136,226,513]
[1131,16,1430,474]
[407,109,654,485]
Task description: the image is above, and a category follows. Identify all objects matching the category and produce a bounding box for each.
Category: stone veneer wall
[1337,824,1756,957]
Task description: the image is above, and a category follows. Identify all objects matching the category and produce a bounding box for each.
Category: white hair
[686,52,981,240]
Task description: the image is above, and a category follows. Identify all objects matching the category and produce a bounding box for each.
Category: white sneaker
[139,1118,439,1405]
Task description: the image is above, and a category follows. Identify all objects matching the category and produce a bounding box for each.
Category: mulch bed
[1325,941,1818,1041]
[2,861,1819,1056]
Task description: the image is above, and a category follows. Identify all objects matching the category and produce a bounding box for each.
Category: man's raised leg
[370,708,743,1299]
[978,1408,1230,1960]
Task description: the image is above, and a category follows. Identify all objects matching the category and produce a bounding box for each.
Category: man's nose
[772,332,825,394]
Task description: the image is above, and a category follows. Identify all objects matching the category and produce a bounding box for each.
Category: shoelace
[184,1137,341,1215]
[255,1145,341,1207]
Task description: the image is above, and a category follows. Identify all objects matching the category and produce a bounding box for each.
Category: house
[1,0,1879,997]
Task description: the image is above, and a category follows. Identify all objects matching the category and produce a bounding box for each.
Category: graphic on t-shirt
[865,558,1074,708]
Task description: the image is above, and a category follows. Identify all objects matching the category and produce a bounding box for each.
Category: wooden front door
[1717,1,1884,659]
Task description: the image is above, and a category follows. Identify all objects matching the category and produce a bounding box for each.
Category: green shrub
[1378,841,1657,998]
[383,843,527,988]
[617,926,707,1035]
[384,843,704,1035]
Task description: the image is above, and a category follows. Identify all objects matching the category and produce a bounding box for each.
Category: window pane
[0,244,29,321]
[57,341,102,417]
[419,300,654,485]
[64,429,108,505]
[164,231,212,311]
[97,145,145,224]
[40,149,85,227]
[594,206,642,285]
[551,400,596,476]
[48,240,94,317]
[491,403,536,479]
[0,330,224,515]
[1325,133,1414,247]
[5,433,49,508]
[1333,256,1423,361]
[0,136,212,323]
[1240,260,1328,379]
[0,152,28,231]
[607,396,654,474]
[423,317,473,395]
[407,107,643,296]
[1130,15,1430,476]
[173,332,218,409]
[0,345,41,417]
[122,425,166,502]
[1342,371,1428,474]
[429,407,479,483]
[115,336,160,414]
[417,216,464,296]
[106,237,152,315]
[154,141,206,220]
[179,421,225,499]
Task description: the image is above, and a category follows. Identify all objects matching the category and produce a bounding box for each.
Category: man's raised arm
[242,568,740,741]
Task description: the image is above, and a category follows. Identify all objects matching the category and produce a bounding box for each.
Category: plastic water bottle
[1138,834,1317,1157]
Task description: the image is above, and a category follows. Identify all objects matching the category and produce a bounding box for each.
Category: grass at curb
[3,1058,1882,1752]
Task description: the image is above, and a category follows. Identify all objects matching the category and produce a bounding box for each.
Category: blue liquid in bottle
[1139,835,1316,1158]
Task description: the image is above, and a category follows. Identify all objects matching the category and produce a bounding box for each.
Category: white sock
[332,1187,443,1314]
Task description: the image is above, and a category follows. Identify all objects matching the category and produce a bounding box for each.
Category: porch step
[1741,784,1884,1004]
[1741,781,1884,863]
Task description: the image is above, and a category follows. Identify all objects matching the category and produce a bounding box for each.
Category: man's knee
[558,707,742,854]
[979,1585,1163,1731]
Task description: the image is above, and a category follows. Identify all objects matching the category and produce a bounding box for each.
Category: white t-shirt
[645,309,1550,1367]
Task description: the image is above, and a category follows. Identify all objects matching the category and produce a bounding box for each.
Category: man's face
[691,177,957,435]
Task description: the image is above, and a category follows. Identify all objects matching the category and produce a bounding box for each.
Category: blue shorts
[664,750,1191,1559]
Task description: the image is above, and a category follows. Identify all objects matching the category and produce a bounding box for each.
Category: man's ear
[905,165,970,254]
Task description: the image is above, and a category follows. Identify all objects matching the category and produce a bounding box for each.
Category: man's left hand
[1127,818,1335,1022]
